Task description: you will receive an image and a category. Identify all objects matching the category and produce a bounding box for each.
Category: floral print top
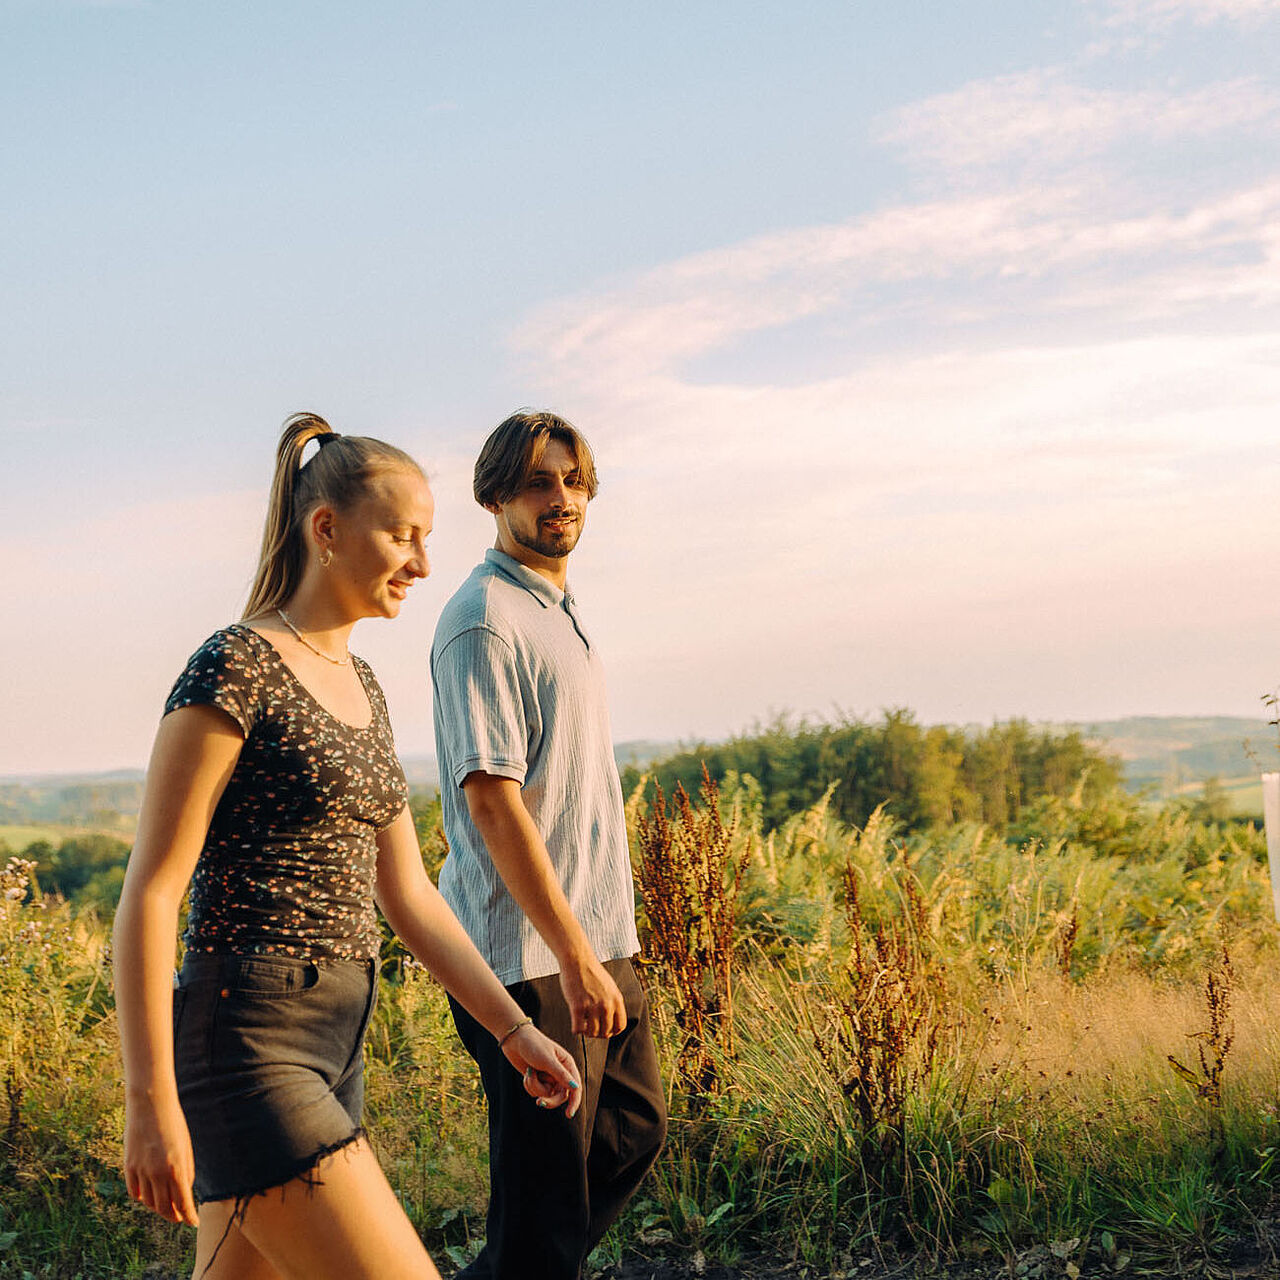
[164,624,408,960]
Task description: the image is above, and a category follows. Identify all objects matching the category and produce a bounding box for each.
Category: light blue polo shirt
[431,549,640,984]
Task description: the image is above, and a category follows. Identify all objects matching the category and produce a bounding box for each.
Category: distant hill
[0,743,683,824]
[0,771,145,833]
[614,740,681,770]
[1068,716,1275,793]
[399,756,440,789]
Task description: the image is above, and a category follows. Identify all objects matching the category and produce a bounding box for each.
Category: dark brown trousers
[448,957,667,1280]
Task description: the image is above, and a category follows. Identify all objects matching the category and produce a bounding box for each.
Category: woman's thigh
[193,1210,283,1280]
[200,1137,440,1280]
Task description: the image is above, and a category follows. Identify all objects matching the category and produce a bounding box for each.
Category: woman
[113,413,580,1280]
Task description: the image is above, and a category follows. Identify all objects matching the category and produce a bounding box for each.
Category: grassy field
[0,822,135,850]
[1218,776,1263,818]
[0,823,92,848]
[2,778,1279,1277]
[1166,775,1265,819]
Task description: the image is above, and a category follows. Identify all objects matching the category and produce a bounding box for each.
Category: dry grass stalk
[818,861,946,1168]
[1167,941,1235,1142]
[634,767,747,1098]
[1056,909,1079,979]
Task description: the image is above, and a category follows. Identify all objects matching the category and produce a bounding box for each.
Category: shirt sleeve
[432,625,532,787]
[163,629,261,737]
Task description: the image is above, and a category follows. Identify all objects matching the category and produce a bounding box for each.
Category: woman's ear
[309,504,338,555]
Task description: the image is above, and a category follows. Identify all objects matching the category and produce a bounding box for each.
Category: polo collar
[484,548,564,609]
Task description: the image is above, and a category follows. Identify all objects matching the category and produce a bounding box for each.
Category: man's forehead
[528,438,580,475]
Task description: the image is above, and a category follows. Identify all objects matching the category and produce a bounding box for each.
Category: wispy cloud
[1100,0,1280,27]
[516,179,1280,396]
[877,71,1279,176]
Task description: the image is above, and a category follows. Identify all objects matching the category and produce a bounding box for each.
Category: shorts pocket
[218,956,320,1000]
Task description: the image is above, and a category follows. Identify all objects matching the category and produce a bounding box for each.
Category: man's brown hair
[473,410,599,508]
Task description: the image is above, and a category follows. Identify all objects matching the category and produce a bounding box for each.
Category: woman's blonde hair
[242,412,423,619]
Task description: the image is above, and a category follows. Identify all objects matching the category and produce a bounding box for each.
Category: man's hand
[560,953,626,1038]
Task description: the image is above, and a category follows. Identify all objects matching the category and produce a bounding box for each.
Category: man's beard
[512,514,581,559]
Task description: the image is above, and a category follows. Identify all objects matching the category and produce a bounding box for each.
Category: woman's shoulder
[165,625,276,729]
[182,624,271,675]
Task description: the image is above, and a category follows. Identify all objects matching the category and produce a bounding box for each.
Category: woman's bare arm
[112,705,243,1225]
[374,808,581,1114]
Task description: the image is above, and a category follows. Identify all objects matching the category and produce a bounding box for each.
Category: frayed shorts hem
[195,1125,367,1207]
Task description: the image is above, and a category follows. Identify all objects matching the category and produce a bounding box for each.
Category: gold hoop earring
[319,548,333,568]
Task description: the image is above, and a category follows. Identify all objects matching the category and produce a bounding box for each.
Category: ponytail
[242,412,423,620]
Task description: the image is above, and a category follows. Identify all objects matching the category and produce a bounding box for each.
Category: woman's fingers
[554,1046,583,1116]
[522,1064,581,1117]
[507,1024,583,1116]
[128,1163,198,1226]
[562,1081,582,1118]
[175,1178,200,1227]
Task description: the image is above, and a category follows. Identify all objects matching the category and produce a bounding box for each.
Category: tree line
[621,712,1126,835]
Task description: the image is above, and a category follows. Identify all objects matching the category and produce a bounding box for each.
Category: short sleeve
[164,629,262,737]
[432,625,530,787]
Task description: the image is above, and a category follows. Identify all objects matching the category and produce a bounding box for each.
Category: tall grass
[2,778,1278,1276]
[0,858,190,1277]
[619,786,1280,1270]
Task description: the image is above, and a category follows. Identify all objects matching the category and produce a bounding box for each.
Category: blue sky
[3,0,1279,775]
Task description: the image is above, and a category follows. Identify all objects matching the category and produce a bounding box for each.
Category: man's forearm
[463,774,594,965]
[463,772,628,1036]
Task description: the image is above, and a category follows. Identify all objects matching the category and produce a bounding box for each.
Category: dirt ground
[589,1222,1280,1280]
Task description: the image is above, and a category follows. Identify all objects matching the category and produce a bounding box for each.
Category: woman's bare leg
[192,1205,284,1280]
[201,1137,441,1280]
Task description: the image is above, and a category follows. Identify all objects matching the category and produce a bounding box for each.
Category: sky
[2,0,1280,777]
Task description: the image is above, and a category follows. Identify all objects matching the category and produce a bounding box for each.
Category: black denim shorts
[173,953,377,1204]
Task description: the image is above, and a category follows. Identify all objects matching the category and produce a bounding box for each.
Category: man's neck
[494,537,569,590]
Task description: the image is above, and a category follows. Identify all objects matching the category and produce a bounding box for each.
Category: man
[431,410,666,1280]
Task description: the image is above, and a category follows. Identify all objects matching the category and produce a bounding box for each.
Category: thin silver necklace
[277,607,350,667]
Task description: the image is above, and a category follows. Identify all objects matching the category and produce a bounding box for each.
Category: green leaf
[706,1201,734,1226]
[986,1175,1014,1206]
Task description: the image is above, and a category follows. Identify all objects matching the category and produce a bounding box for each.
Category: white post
[1262,773,1280,924]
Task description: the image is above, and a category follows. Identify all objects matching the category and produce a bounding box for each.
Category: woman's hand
[500,1024,582,1118]
[123,1091,200,1226]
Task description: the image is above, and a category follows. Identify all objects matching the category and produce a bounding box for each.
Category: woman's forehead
[362,467,433,520]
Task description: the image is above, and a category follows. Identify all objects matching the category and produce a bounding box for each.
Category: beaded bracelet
[497,1016,533,1048]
